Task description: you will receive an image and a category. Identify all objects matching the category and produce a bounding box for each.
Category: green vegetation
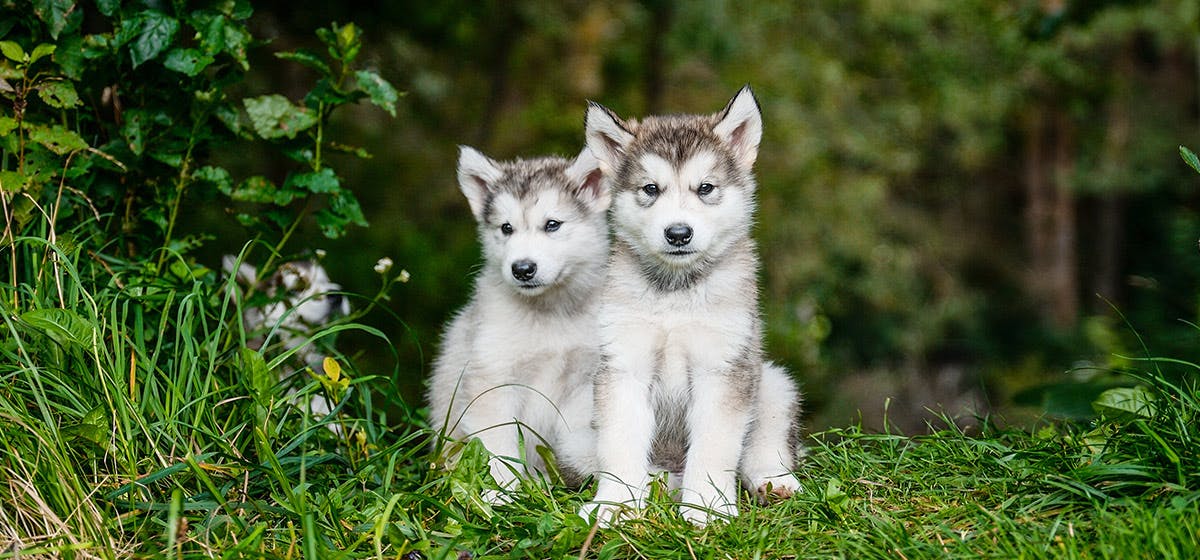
[3,1,1200,558]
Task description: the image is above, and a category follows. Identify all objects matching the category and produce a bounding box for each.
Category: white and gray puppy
[224,256,350,423]
[580,86,801,527]
[427,146,608,500]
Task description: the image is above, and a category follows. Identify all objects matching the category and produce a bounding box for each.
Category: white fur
[428,146,609,501]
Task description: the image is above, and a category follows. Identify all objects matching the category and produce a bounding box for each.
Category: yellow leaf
[322,357,341,382]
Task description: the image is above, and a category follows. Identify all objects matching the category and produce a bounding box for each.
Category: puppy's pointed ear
[565,147,609,213]
[584,101,634,174]
[457,145,504,221]
[222,255,257,286]
[713,85,763,169]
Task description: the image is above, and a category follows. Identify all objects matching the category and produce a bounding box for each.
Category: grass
[2,228,1200,559]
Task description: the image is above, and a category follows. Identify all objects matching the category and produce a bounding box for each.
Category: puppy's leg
[678,368,753,527]
[458,384,526,504]
[551,382,598,483]
[739,361,801,502]
[580,349,656,526]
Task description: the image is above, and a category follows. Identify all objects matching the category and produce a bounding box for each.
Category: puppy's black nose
[511,260,537,281]
[664,224,693,247]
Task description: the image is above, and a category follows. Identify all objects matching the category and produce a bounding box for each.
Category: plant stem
[261,198,311,275]
[157,122,201,271]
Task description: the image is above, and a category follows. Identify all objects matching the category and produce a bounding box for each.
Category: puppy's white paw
[578,501,628,528]
[679,501,737,528]
[579,484,645,527]
[747,472,800,504]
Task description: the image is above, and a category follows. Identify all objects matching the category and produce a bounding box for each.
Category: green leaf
[1181,146,1200,175]
[62,405,111,453]
[37,80,81,109]
[229,176,278,203]
[162,48,214,76]
[0,170,30,192]
[275,49,331,77]
[29,44,56,64]
[239,348,272,424]
[193,165,232,191]
[315,191,367,238]
[21,308,96,349]
[335,22,362,63]
[32,0,77,39]
[824,478,848,512]
[0,116,16,136]
[332,191,367,225]
[96,0,120,17]
[1093,386,1156,421]
[128,11,179,68]
[149,149,183,168]
[285,168,339,194]
[29,124,88,154]
[354,70,399,117]
[122,109,151,155]
[243,94,318,139]
[0,41,26,62]
[214,103,245,137]
[53,34,86,80]
[221,22,251,69]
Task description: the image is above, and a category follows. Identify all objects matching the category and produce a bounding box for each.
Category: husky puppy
[224,256,350,424]
[428,146,608,500]
[580,86,801,526]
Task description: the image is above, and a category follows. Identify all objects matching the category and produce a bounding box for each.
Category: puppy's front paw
[678,501,737,528]
[578,501,628,528]
[579,483,645,527]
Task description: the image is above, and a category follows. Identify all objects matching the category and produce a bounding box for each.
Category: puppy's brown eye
[698,183,715,196]
[642,184,659,196]
[500,223,513,235]
[544,220,561,232]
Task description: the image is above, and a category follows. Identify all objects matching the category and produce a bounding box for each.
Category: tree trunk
[1093,46,1133,311]
[1023,106,1078,328]
[642,0,672,114]
[474,5,521,147]
[1049,110,1078,327]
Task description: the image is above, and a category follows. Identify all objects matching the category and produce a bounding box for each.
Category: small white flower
[398,269,410,283]
[374,257,393,274]
[315,249,327,259]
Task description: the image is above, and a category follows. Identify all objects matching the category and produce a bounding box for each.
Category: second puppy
[428,145,608,500]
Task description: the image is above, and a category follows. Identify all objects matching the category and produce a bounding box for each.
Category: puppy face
[456,146,608,297]
[612,149,754,270]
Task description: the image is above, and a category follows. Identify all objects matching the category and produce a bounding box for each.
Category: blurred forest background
[182,0,1200,433]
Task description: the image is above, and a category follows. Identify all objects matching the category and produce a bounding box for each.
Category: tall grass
[0,208,416,558]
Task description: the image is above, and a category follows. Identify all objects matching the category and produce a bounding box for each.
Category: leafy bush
[0,3,406,556]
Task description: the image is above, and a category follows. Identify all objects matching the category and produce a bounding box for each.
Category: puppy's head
[223,256,350,345]
[455,146,608,297]
[584,86,762,280]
